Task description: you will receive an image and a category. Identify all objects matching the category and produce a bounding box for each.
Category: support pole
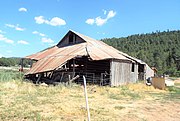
[73,59,75,77]
[83,76,90,121]
[36,74,42,84]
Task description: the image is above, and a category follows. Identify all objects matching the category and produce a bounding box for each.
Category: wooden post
[73,59,75,77]
[83,76,90,121]
[36,74,42,84]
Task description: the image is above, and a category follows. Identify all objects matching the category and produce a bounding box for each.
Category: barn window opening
[131,63,135,72]
[69,33,73,44]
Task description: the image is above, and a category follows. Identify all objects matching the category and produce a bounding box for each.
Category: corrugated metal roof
[25,46,58,60]
[26,43,87,74]
[72,30,145,63]
[25,30,133,75]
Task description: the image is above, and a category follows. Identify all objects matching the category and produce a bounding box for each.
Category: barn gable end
[57,31,86,47]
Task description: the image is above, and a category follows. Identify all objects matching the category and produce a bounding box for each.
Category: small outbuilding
[24,30,154,86]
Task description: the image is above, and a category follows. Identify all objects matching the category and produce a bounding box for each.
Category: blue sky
[0,0,180,57]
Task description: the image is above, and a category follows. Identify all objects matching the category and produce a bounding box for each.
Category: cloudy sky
[0,0,180,57]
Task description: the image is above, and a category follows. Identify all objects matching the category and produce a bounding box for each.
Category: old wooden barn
[24,30,154,86]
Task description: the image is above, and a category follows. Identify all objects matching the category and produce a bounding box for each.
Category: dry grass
[0,80,179,121]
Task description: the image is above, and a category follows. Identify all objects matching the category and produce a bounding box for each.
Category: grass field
[0,70,180,121]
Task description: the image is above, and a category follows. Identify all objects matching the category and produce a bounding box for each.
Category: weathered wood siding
[145,64,154,79]
[57,32,85,47]
[110,60,138,86]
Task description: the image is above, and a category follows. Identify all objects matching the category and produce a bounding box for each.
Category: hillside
[102,30,180,76]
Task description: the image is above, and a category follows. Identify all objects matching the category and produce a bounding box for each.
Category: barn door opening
[138,64,145,80]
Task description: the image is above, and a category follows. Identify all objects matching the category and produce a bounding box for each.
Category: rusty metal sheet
[25,46,58,60]
[25,43,87,75]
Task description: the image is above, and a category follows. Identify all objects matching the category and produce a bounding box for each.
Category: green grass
[0,69,24,82]
[175,83,180,86]
[149,86,180,101]
[108,86,142,100]
[167,86,180,92]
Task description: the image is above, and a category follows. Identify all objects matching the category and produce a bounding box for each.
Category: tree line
[0,57,30,67]
[102,30,180,77]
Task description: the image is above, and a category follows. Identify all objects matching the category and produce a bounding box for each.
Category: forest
[102,30,180,76]
[0,30,179,76]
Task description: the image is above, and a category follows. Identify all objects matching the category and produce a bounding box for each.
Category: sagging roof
[25,30,135,75]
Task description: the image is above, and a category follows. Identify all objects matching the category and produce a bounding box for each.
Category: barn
[24,30,154,86]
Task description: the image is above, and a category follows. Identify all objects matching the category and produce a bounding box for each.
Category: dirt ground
[116,100,180,121]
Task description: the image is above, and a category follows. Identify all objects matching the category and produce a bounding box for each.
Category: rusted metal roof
[25,46,58,60]
[26,43,87,74]
[25,30,133,75]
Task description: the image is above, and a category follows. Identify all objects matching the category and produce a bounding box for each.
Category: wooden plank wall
[110,60,138,86]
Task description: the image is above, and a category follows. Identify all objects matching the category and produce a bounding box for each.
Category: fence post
[83,76,90,121]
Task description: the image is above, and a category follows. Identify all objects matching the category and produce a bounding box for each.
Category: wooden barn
[24,30,154,86]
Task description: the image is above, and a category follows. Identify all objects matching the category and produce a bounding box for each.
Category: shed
[24,30,154,86]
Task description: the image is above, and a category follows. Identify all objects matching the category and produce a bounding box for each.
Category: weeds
[120,86,141,100]
[114,106,125,110]
[0,69,23,82]
[167,86,180,92]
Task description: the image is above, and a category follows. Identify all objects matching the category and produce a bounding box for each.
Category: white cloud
[41,37,54,43]
[86,10,116,26]
[39,33,45,37]
[15,27,25,31]
[32,31,38,34]
[95,17,107,26]
[48,17,66,26]
[35,16,66,26]
[4,39,14,44]
[34,16,46,24]
[0,34,14,44]
[19,7,27,12]
[5,24,15,28]
[32,31,46,37]
[0,30,5,33]
[85,19,95,25]
[5,24,25,31]
[17,40,29,45]
[107,10,116,19]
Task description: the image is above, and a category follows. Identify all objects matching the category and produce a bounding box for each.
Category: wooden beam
[69,75,79,83]
[36,74,42,84]
[73,59,75,77]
